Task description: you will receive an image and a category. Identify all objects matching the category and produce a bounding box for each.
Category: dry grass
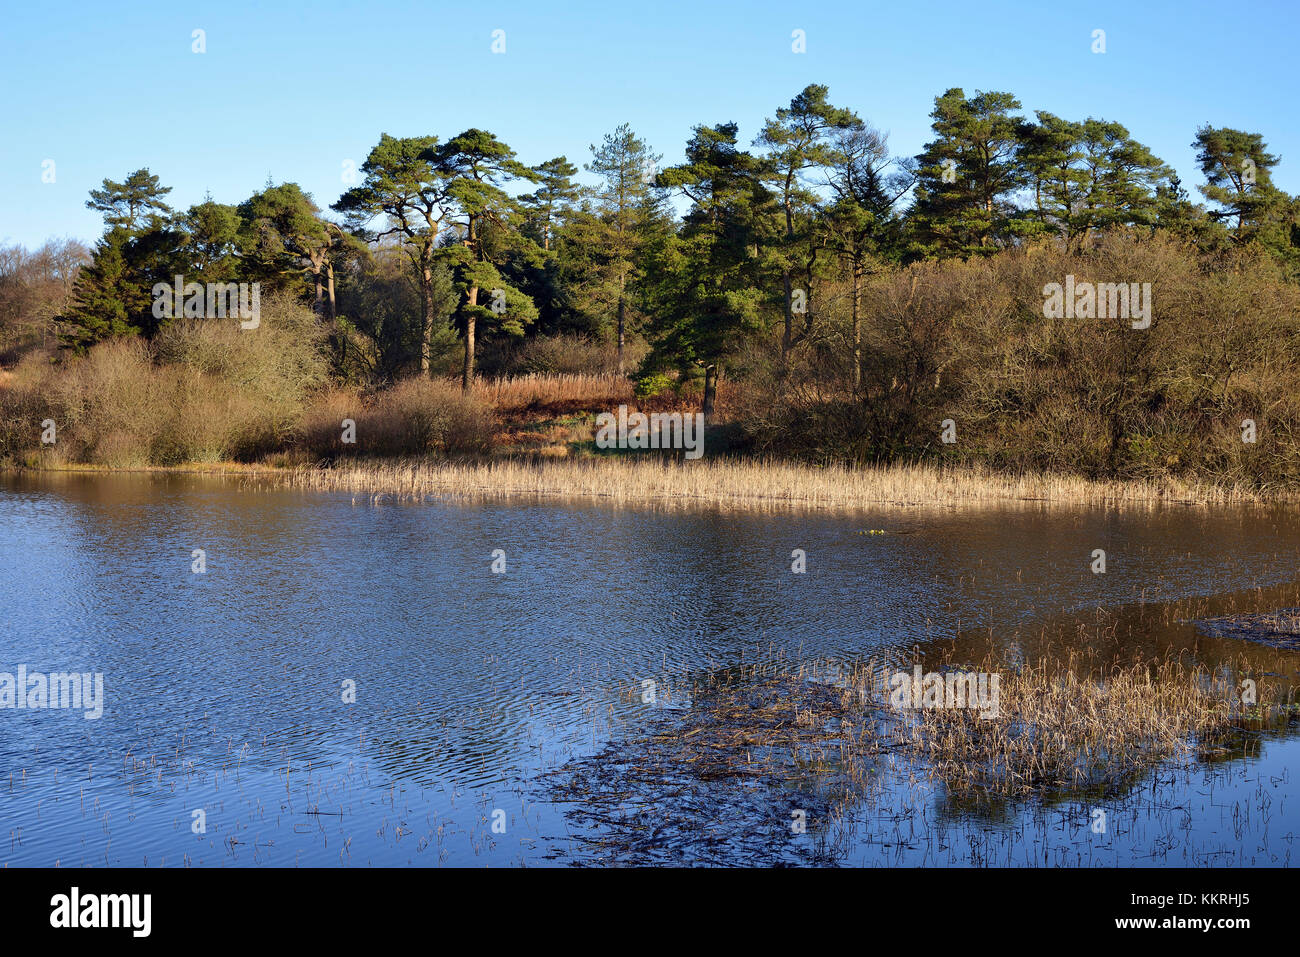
[471,373,633,412]
[894,654,1265,795]
[541,645,1292,863]
[276,456,1268,510]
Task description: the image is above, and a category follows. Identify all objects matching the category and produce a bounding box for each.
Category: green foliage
[756,84,862,353]
[1194,126,1300,276]
[60,223,186,350]
[183,198,242,282]
[645,122,774,414]
[431,128,543,384]
[634,371,674,398]
[1018,113,1174,246]
[85,168,173,232]
[520,156,580,250]
[908,89,1027,257]
[333,133,450,373]
[545,124,670,359]
[9,83,1300,479]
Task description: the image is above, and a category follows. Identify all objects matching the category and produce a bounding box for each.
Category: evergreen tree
[571,124,667,371]
[431,129,541,390]
[908,89,1025,258]
[520,156,580,251]
[333,134,450,374]
[756,84,860,359]
[243,183,351,318]
[85,168,173,232]
[824,124,913,393]
[1194,126,1299,275]
[648,123,772,419]
[62,170,184,349]
[183,197,242,283]
[1018,114,1172,247]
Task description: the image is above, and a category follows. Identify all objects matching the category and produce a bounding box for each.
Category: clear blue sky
[2,0,1297,248]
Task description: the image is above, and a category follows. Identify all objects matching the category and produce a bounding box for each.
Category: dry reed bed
[892,655,1270,795]
[277,456,1267,510]
[542,649,1291,863]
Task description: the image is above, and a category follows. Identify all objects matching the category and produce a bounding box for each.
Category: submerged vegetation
[541,640,1298,865]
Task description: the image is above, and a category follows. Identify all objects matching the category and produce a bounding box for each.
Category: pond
[1,471,1297,866]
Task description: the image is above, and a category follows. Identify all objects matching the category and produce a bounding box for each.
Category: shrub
[486,334,646,377]
[153,290,327,458]
[733,231,1300,484]
[0,291,330,466]
[634,372,674,400]
[299,378,494,459]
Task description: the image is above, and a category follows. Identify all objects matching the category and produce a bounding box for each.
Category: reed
[891,653,1274,795]
[273,455,1270,510]
[541,645,1293,864]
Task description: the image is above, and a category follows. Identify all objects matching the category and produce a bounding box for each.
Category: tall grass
[279,456,1266,509]
[471,372,632,412]
[892,654,1262,794]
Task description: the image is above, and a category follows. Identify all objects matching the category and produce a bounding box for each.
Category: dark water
[1,471,1298,866]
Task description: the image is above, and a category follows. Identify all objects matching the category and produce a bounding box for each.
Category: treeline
[3,83,1300,481]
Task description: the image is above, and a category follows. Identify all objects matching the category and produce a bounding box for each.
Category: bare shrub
[486,334,646,377]
[299,378,494,459]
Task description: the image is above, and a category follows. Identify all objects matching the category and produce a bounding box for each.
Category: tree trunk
[852,257,863,396]
[420,264,435,375]
[781,181,798,364]
[326,263,337,322]
[616,271,627,375]
[702,364,718,424]
[462,285,478,392]
[311,259,324,317]
[782,270,792,362]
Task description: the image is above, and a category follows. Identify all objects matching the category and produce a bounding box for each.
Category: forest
[3,83,1299,486]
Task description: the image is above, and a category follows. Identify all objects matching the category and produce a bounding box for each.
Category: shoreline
[4,456,1287,511]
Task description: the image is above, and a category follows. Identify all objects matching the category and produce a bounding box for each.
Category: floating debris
[1192,609,1300,650]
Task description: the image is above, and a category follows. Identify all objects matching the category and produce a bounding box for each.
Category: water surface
[1,471,1297,866]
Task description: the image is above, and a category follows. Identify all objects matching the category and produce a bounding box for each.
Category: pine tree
[908,89,1025,258]
[184,197,242,283]
[756,84,860,359]
[333,134,449,374]
[59,228,138,352]
[520,157,580,252]
[648,123,772,419]
[575,124,667,371]
[1018,114,1172,247]
[62,170,184,349]
[824,124,913,393]
[85,168,173,232]
[432,129,541,390]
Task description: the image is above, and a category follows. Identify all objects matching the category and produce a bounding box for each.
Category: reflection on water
[0,470,1297,865]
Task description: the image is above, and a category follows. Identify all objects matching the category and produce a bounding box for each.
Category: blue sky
[2,0,1297,247]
